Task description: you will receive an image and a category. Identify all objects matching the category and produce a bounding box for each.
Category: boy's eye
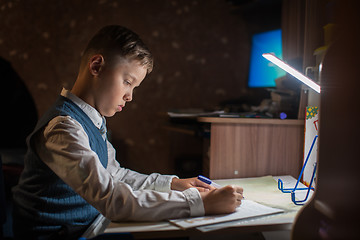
[124,80,131,85]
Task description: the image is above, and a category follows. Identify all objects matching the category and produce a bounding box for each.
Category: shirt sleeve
[35,116,205,221]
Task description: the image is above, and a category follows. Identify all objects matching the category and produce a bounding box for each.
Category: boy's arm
[36,116,205,221]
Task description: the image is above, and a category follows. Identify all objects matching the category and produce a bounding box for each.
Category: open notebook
[169,199,284,229]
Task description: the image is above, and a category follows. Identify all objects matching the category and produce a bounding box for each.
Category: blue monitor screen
[248,29,286,88]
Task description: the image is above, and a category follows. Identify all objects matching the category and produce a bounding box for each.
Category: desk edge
[197,117,304,125]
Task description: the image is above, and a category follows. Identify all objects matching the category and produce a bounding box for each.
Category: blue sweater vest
[13,96,108,233]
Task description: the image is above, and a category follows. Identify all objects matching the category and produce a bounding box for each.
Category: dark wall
[0,0,259,174]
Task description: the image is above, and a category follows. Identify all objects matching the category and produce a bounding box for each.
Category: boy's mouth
[117,105,123,112]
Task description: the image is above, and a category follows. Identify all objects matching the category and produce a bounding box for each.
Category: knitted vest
[13,96,108,232]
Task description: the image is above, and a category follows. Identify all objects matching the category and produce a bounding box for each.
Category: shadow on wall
[0,56,38,150]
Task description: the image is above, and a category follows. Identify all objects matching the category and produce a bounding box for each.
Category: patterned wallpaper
[0,0,251,175]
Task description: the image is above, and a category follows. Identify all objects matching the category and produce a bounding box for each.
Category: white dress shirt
[34,88,204,222]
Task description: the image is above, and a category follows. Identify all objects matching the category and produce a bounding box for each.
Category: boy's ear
[89,54,105,76]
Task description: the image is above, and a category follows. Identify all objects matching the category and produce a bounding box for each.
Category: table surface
[101,175,313,239]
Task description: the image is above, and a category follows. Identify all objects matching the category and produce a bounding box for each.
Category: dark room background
[0,0,282,175]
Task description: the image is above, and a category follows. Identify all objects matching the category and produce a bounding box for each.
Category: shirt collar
[60,88,105,130]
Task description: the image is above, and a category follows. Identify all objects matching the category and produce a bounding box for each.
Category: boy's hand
[200,185,244,215]
[171,177,215,192]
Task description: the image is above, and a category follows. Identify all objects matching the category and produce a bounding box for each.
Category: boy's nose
[124,93,132,102]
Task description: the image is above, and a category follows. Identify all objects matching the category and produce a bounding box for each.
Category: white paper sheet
[169,200,284,229]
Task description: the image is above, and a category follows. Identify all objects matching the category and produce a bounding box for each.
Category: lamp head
[262,53,321,93]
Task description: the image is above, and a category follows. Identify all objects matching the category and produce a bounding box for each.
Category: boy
[12,25,243,240]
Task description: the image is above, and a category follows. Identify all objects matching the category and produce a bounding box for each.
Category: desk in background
[198,117,304,179]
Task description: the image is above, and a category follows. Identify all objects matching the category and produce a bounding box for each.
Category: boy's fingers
[236,199,242,207]
[235,187,244,194]
[195,178,215,190]
[196,187,211,192]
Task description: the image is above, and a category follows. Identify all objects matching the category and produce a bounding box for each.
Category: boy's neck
[71,72,95,110]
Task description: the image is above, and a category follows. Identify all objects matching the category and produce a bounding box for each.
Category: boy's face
[94,57,147,117]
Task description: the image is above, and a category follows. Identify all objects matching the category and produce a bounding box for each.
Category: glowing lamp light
[262,53,321,93]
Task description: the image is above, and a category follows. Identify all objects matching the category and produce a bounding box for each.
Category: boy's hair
[81,25,153,73]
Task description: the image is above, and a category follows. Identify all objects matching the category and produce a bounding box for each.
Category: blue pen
[198,175,245,199]
[198,175,222,188]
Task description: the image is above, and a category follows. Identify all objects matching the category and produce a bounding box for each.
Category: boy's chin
[102,111,116,118]
[107,112,116,117]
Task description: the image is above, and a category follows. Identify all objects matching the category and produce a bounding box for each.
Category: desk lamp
[263,53,320,205]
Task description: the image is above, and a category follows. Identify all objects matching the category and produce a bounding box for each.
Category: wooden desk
[198,117,304,179]
[100,175,309,240]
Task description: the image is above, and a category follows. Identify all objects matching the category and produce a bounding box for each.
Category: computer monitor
[247,29,285,88]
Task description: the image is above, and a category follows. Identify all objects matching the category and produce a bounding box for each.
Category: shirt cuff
[182,188,205,217]
[154,175,178,192]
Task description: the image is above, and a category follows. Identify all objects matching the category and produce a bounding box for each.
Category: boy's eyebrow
[125,73,136,81]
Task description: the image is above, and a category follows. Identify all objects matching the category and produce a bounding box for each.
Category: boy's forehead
[112,57,147,84]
